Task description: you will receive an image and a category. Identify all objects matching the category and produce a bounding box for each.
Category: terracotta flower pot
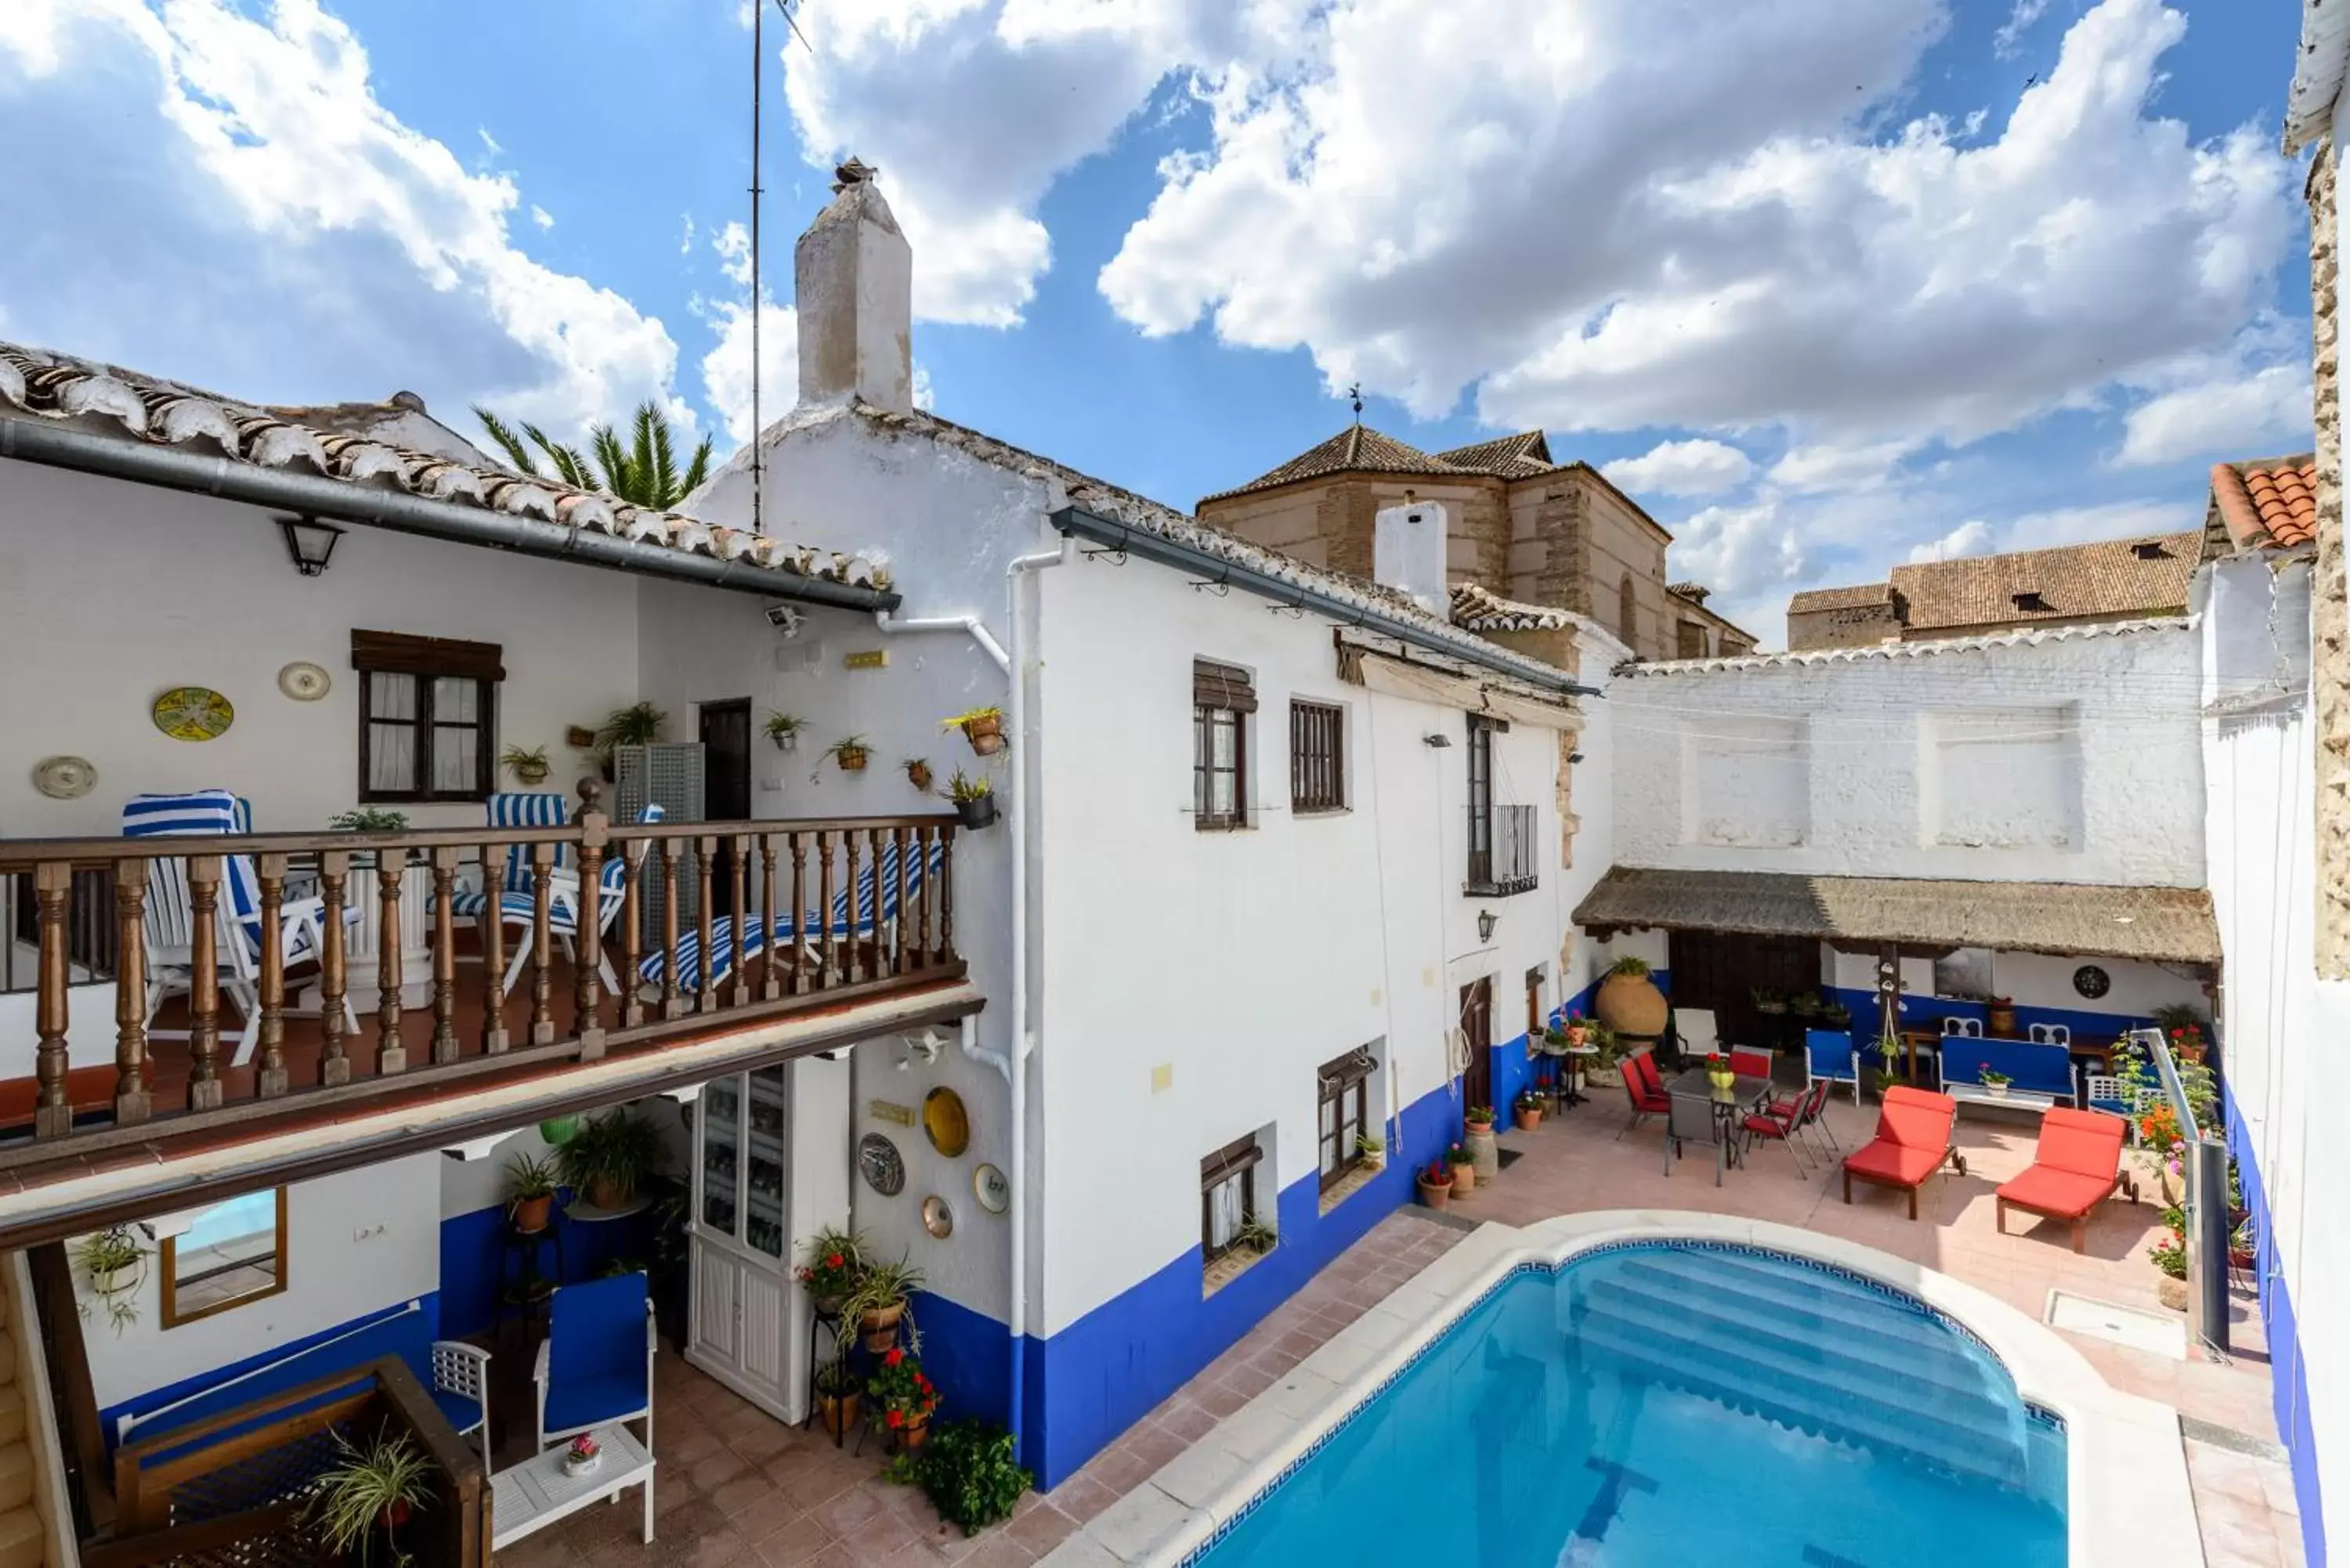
[1514,1108,1542,1132]
[837,748,869,772]
[860,1300,906,1353]
[898,1414,931,1451]
[588,1175,633,1211]
[1596,972,1668,1038]
[511,1195,554,1234]
[1416,1176,1452,1209]
[819,1391,862,1438]
[962,715,1004,756]
[1988,1002,2017,1035]
[1450,1162,1476,1196]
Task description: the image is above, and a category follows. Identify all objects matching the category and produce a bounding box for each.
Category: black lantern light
[278,514,345,576]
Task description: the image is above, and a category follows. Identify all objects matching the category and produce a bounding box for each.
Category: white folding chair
[429,1340,494,1460]
[2028,1022,2072,1046]
[1676,1006,1719,1060]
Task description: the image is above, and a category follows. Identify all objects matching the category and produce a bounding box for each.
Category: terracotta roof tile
[1665,582,1710,602]
[1449,581,1578,631]
[1788,582,1894,613]
[1885,532,2198,632]
[2207,455,2318,552]
[1433,430,1556,479]
[1198,424,1468,503]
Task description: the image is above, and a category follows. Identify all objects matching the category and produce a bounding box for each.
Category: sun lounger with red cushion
[1995,1107,2132,1252]
[1841,1086,1965,1219]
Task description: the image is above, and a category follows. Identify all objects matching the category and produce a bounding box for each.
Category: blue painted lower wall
[1820,986,2162,1048]
[438,1190,656,1342]
[2228,1097,2328,1568]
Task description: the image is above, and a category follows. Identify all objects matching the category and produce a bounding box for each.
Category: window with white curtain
[1199,1133,1263,1261]
[353,630,502,803]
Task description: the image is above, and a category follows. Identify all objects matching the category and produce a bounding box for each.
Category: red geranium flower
[887,1409,904,1428]
[825,1252,844,1269]
[885,1347,904,1366]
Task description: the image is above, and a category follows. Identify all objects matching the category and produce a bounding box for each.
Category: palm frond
[678,435,714,501]
[526,423,597,493]
[472,406,540,476]
[643,403,681,507]
[590,424,636,501]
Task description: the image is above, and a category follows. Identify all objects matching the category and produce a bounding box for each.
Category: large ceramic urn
[1596,967,1668,1038]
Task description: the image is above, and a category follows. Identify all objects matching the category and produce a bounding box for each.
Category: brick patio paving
[489,1089,2305,1565]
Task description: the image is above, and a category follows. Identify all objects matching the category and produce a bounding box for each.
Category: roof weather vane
[1346,381,1363,421]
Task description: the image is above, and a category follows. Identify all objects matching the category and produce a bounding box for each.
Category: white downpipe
[895,539,1068,1458]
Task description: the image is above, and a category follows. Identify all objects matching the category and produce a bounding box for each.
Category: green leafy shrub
[913,1420,1032,1537]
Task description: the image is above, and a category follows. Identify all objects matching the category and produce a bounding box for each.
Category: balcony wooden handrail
[1,783,964,1176]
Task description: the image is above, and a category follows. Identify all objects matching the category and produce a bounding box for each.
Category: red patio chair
[1632,1050,1665,1096]
[1617,1057,1672,1140]
[1729,1047,1772,1080]
[1996,1107,2132,1253]
[1741,1099,1807,1171]
[1841,1086,1965,1219]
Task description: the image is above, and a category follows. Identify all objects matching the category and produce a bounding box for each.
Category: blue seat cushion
[432,1386,483,1434]
[543,1370,645,1435]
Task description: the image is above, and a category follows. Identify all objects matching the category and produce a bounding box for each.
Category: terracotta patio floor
[490,1089,2306,1565]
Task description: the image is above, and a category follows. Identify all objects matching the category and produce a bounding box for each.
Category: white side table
[490,1422,654,1551]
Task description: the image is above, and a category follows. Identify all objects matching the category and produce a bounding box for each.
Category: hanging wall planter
[943,706,1006,757]
[905,757,935,794]
[765,712,805,753]
[948,770,997,829]
[501,745,551,786]
[819,737,871,778]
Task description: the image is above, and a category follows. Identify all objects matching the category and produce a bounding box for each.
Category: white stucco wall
[0,462,642,838]
[1610,622,2207,887]
[74,1154,441,1414]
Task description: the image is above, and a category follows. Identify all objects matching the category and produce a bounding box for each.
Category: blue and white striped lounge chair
[443,792,573,928]
[124,790,357,1064]
[453,804,665,995]
[638,833,945,992]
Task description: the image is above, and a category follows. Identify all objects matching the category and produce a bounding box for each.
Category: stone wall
[1788,601,1900,650]
[2312,140,2350,977]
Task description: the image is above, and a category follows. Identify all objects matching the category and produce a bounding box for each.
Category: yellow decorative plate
[154,686,234,742]
[922,1086,970,1158]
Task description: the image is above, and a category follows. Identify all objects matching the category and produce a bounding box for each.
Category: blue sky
[0,0,2316,642]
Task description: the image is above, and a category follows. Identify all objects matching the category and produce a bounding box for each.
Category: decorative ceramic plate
[277,661,331,701]
[922,1086,970,1158]
[972,1163,1009,1215]
[858,1133,906,1196]
[2072,964,2111,1000]
[920,1195,954,1239]
[32,755,96,800]
[153,686,234,742]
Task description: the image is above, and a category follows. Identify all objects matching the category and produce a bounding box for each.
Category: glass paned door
[746,1067,787,1257]
[701,1075,741,1237]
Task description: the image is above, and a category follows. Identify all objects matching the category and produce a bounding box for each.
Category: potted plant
[595,701,668,779]
[2229,1219,2257,1271]
[496,743,552,786]
[947,769,998,830]
[1704,1052,1735,1093]
[1356,1132,1386,1171]
[819,735,871,776]
[1416,1160,1452,1209]
[763,711,806,753]
[905,757,935,794]
[794,1226,865,1315]
[504,1152,560,1234]
[1987,995,2017,1035]
[554,1109,667,1211]
[1977,1065,2013,1100]
[1596,956,1668,1039]
[74,1227,146,1332]
[1751,987,1787,1016]
[1233,1217,1278,1255]
[1513,1089,1544,1132]
[909,1419,1032,1537]
[868,1345,942,1449]
[306,1425,432,1567]
[1563,1011,1590,1047]
[1869,1067,1904,1100]
[1464,1104,1495,1132]
[1818,1001,1852,1030]
[847,1254,924,1353]
[815,1356,862,1439]
[943,705,1005,757]
[1447,1142,1476,1195]
[2149,1236,2189,1312]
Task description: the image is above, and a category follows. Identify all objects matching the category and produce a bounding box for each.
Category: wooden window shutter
[1200,1134,1264,1189]
[352,629,506,681]
[1192,659,1257,714]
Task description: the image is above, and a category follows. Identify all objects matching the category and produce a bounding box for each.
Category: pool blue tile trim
[1169,1240,2056,1566]
[2227,1089,2328,1568]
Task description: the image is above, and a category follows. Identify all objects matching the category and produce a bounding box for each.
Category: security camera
[764,603,804,637]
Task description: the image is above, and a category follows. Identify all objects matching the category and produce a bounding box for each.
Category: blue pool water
[1193,1243,2066,1567]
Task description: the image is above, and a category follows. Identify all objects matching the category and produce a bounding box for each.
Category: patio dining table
[1664,1068,1775,1187]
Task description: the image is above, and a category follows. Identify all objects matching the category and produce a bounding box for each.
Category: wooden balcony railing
[84,1356,486,1568]
[0,783,962,1167]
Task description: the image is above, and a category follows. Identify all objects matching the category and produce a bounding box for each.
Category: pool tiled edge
[1036,1210,2204,1568]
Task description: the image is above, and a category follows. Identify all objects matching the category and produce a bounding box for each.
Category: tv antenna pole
[748,0,765,535]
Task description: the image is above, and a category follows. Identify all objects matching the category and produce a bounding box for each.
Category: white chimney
[795,159,913,416]
[1374,498,1449,614]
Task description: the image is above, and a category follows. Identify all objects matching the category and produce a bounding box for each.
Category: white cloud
[0,0,684,437]
[530,204,553,229]
[1602,439,1753,497]
[2113,362,2312,467]
[1994,0,2054,57]
[1768,439,1920,493]
[1907,519,1996,562]
[1100,0,2290,455]
[699,222,800,443]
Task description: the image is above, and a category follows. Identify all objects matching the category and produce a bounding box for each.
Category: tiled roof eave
[1617,615,2197,676]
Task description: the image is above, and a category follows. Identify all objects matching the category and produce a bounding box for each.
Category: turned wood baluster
[574,840,606,1062]
[112,859,153,1123]
[818,833,836,990]
[528,844,556,1047]
[319,851,351,1086]
[660,843,685,1020]
[617,835,643,1029]
[759,835,781,1002]
[695,836,718,1013]
[376,856,408,1074]
[255,854,290,1099]
[937,825,955,963]
[892,827,910,979]
[430,848,461,1065]
[32,862,74,1139]
[843,831,863,986]
[479,843,508,1055]
[914,826,934,971]
[788,834,808,996]
[184,854,225,1111]
[727,834,750,1008]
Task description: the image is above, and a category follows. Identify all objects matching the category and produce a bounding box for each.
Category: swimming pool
[1189,1241,2067,1567]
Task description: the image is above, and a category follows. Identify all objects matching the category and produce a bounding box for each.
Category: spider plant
[306,1425,434,1565]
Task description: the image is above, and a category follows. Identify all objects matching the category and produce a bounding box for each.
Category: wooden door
[1665,929,1819,1053]
[700,699,753,900]
[1460,977,1493,1110]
